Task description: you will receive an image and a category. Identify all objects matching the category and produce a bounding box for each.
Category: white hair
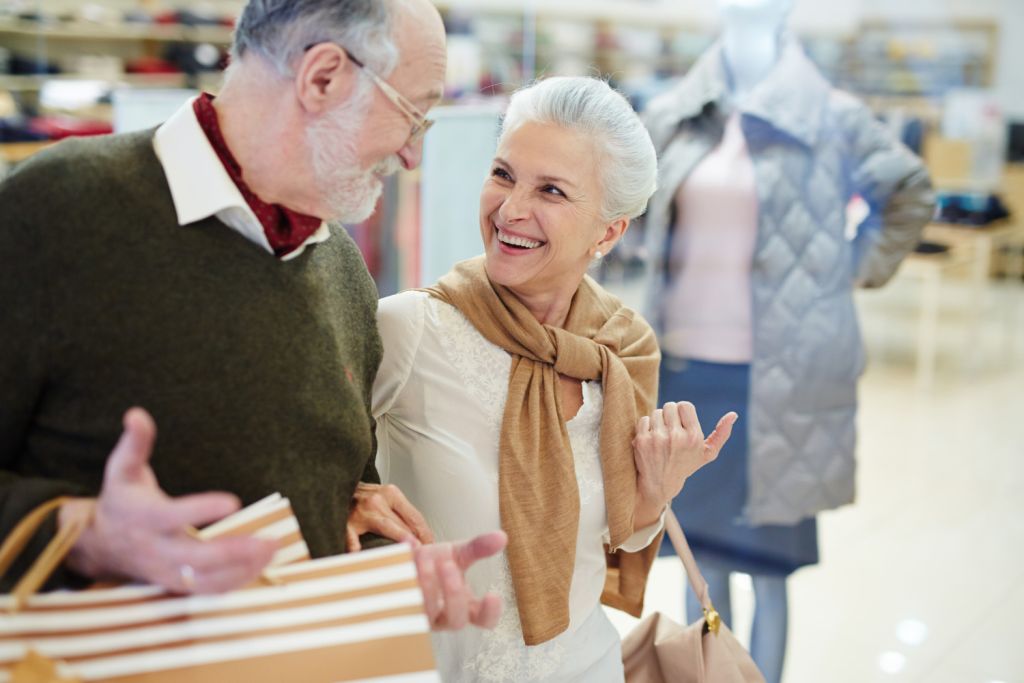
[230,0,399,78]
[500,77,658,221]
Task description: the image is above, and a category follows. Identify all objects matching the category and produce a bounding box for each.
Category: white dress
[372,291,663,683]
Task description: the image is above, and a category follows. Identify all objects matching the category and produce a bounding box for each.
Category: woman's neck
[512,285,576,328]
[721,24,780,100]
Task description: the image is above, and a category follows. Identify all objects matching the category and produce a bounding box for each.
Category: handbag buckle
[704,606,722,635]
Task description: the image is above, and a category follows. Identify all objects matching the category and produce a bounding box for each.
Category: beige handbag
[621,511,765,683]
[0,495,439,683]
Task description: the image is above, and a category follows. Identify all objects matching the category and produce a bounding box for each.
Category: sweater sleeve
[0,155,91,590]
[843,95,936,288]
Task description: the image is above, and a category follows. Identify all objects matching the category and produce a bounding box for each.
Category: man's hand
[62,408,277,593]
[346,482,434,551]
[412,531,507,631]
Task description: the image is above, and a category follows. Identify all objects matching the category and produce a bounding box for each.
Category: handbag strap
[664,509,723,634]
[0,497,93,613]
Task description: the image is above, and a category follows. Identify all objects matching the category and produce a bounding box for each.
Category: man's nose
[398,139,424,170]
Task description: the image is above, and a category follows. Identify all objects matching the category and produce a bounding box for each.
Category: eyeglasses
[306,43,434,148]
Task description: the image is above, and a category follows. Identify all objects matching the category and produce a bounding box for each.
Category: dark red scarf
[193,93,322,258]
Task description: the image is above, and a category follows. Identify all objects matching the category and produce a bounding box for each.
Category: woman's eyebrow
[491,157,578,189]
[537,174,577,188]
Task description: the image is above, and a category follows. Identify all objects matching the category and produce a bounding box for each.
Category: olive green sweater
[0,131,383,589]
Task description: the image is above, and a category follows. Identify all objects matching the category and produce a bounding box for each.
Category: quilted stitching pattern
[639,42,933,525]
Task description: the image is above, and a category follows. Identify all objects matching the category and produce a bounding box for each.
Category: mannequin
[676,4,795,682]
[640,1,935,682]
[718,0,789,101]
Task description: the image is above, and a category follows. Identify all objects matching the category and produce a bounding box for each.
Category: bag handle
[664,509,723,635]
[0,497,93,613]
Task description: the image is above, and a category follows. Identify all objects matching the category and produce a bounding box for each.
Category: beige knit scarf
[423,256,662,645]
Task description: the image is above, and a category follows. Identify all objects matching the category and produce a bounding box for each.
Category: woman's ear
[293,43,360,115]
[595,216,630,257]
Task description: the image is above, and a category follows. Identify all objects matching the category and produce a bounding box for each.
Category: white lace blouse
[372,291,663,683]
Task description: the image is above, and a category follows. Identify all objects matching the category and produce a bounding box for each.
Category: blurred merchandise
[913,241,951,255]
[0,117,50,142]
[933,191,1011,227]
[73,3,122,26]
[1007,120,1024,163]
[941,89,1006,191]
[126,56,182,75]
[8,54,60,76]
[165,41,228,75]
[176,8,227,27]
[27,115,112,139]
[0,91,16,118]
[63,54,124,81]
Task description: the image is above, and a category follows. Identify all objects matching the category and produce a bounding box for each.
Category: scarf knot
[549,327,604,382]
[421,256,661,645]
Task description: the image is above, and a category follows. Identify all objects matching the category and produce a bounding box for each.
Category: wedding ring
[179,564,196,591]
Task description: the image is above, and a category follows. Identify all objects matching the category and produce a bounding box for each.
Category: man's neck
[213,73,326,219]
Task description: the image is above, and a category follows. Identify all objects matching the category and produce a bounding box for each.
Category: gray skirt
[657,356,818,576]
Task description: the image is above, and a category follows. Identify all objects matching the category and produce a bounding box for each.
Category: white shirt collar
[153,97,331,261]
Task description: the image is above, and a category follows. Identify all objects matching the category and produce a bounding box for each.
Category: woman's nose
[498,189,530,223]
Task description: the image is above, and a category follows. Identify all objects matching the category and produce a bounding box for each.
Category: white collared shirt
[153,97,331,261]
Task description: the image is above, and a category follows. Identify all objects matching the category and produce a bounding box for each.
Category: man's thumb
[104,407,157,484]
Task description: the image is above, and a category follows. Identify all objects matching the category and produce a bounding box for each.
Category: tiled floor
[605,272,1024,683]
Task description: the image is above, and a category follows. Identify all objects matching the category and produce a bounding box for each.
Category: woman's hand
[346,482,435,551]
[632,402,738,528]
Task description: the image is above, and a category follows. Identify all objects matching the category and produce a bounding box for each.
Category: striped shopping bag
[0,498,438,683]
[195,492,311,567]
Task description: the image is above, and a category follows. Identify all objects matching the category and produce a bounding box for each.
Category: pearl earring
[594,250,603,260]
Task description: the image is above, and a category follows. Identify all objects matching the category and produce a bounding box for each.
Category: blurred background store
[1,1,1021,681]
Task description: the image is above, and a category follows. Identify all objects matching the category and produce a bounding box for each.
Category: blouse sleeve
[372,291,426,419]
[603,507,667,553]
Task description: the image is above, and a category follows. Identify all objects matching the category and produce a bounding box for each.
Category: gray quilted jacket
[640,38,935,525]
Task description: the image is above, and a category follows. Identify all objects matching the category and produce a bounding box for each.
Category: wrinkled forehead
[497,121,601,182]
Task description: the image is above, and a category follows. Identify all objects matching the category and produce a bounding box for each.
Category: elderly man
[0,0,503,630]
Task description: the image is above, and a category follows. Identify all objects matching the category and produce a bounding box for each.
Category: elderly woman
[372,77,737,682]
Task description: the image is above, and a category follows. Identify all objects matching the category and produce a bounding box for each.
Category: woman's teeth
[497,228,542,249]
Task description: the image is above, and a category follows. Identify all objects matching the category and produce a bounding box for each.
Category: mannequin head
[715,0,793,98]
[717,0,792,33]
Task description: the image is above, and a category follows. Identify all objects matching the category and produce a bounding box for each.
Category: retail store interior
[1,0,1021,681]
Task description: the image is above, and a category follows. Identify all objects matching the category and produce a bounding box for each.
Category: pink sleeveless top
[660,112,758,363]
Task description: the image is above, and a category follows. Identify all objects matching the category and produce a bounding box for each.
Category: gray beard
[307,83,402,224]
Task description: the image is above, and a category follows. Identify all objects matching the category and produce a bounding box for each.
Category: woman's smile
[494,224,546,253]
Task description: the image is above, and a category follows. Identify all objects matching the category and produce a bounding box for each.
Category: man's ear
[294,43,360,115]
